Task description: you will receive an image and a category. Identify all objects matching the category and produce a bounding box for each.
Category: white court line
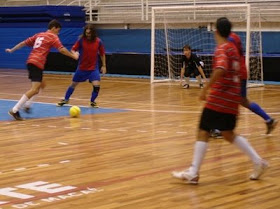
[156,131,167,133]
[58,142,69,145]
[37,164,50,167]
[59,160,71,164]
[14,168,26,171]
[137,130,147,133]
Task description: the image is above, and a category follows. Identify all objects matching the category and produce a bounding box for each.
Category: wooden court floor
[0,69,279,209]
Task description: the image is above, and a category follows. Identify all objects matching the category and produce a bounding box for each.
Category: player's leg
[223,130,268,180]
[23,79,46,113]
[89,69,101,108]
[57,81,79,106]
[9,81,42,120]
[194,69,203,88]
[240,79,277,134]
[172,108,212,184]
[9,64,42,120]
[220,112,268,180]
[181,68,191,89]
[57,69,89,106]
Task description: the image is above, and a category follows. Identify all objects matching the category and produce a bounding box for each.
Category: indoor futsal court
[0,69,279,209]
[0,0,280,209]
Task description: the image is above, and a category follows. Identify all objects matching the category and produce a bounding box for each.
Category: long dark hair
[82,24,97,41]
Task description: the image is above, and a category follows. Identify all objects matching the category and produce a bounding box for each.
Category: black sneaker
[23,107,31,114]
[90,102,99,108]
[266,119,278,134]
[182,84,190,89]
[8,109,23,121]
[57,99,69,106]
[199,83,204,88]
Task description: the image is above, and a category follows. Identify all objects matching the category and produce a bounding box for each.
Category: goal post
[150,4,264,87]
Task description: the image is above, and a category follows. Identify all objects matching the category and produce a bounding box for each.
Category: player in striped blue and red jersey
[5,19,78,120]
[57,24,106,108]
[172,17,268,184]
[228,32,277,134]
[211,32,277,138]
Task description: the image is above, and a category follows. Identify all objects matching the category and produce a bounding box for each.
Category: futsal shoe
[172,169,199,184]
[182,84,190,89]
[250,159,268,180]
[199,83,204,88]
[23,107,31,114]
[57,99,69,106]
[90,102,99,108]
[210,129,223,139]
[8,109,23,121]
[266,119,278,134]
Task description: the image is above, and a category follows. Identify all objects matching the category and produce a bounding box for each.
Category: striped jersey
[72,37,105,71]
[228,32,247,79]
[24,30,64,70]
[205,42,241,115]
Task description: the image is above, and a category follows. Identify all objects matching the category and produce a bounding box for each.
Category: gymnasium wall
[0,5,84,69]
[0,6,279,81]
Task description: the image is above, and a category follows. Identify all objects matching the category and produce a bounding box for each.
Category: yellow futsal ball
[69,106,81,118]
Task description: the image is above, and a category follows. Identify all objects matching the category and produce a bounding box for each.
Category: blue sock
[91,91,98,102]
[65,86,75,100]
[91,86,100,102]
[249,102,271,122]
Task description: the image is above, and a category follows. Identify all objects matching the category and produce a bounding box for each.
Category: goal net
[150,4,263,87]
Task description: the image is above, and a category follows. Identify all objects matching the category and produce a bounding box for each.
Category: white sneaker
[172,169,199,184]
[250,160,268,180]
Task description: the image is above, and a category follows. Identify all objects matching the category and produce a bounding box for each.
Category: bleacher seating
[1,0,280,23]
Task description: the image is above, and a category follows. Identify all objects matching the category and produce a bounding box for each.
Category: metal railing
[2,0,280,23]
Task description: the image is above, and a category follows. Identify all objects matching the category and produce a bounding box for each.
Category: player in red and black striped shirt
[172,17,268,184]
[5,19,78,120]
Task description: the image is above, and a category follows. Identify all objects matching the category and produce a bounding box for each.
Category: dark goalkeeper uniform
[181,53,204,77]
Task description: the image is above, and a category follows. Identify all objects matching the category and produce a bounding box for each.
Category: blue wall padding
[97,29,151,54]
[98,29,280,55]
[0,6,85,19]
[0,28,280,69]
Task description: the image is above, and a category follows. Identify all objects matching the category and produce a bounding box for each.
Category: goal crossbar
[151,4,264,87]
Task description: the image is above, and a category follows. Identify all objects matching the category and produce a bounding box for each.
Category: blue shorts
[72,69,100,82]
[241,79,247,97]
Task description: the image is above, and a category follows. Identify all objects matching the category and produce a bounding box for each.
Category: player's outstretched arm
[5,41,26,53]
[197,66,207,81]
[59,47,79,60]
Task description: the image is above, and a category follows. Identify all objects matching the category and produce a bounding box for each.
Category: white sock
[24,94,38,108]
[233,135,262,164]
[12,94,29,113]
[189,141,208,175]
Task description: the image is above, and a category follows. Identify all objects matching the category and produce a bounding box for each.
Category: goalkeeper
[180,45,207,89]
